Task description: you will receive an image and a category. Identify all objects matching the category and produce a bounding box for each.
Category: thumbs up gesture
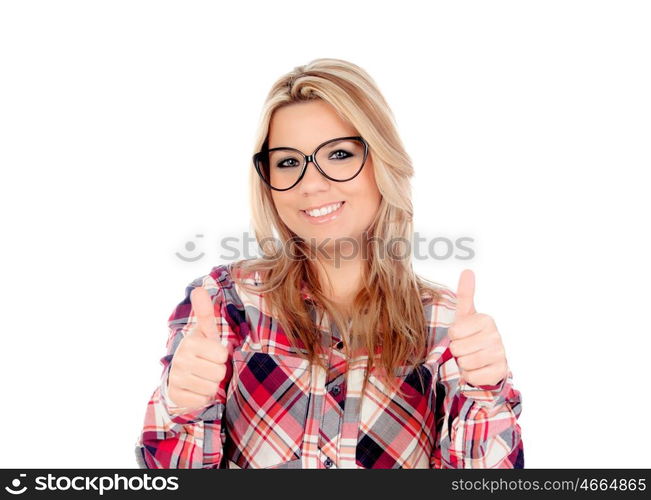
[167,287,229,412]
[448,269,508,388]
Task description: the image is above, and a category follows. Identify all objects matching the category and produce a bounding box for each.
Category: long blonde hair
[232,57,445,396]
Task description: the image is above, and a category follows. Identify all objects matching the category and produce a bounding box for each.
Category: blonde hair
[233,57,445,396]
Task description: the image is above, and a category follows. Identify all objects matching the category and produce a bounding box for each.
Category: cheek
[357,161,382,207]
[271,192,288,211]
[271,193,299,224]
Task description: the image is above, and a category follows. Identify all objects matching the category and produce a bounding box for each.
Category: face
[267,100,382,253]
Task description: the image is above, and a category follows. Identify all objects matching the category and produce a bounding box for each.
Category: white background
[1,0,649,468]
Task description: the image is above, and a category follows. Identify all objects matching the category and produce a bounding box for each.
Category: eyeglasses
[253,135,369,191]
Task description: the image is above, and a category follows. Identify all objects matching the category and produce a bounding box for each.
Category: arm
[134,271,241,468]
[430,346,524,468]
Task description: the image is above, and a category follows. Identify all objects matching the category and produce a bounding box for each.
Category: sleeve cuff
[459,376,508,406]
[461,378,505,392]
[159,363,210,425]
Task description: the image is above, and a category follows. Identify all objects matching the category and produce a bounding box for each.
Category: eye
[277,157,300,168]
[329,149,353,160]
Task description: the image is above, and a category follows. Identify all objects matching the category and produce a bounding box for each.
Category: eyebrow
[268,136,357,151]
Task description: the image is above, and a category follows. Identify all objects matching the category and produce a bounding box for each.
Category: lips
[299,201,346,224]
[302,201,344,217]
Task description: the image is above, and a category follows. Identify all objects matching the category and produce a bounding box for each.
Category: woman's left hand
[448,269,509,388]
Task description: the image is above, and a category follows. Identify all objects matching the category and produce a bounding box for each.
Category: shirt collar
[300,279,314,302]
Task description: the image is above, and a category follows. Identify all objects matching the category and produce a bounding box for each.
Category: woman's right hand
[167,286,229,412]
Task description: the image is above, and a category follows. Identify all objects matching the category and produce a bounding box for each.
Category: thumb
[189,286,219,339]
[455,269,476,320]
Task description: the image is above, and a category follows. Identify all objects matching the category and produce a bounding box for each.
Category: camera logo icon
[4,473,27,495]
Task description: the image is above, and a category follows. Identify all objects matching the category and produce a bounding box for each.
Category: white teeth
[305,202,342,217]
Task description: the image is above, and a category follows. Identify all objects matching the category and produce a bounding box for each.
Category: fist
[167,286,229,412]
[448,269,508,388]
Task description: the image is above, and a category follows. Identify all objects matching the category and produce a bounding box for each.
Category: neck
[314,251,364,311]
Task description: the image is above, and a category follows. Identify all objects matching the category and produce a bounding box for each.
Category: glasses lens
[315,138,366,181]
[256,149,303,190]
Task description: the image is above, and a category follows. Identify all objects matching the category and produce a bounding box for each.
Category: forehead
[268,100,358,151]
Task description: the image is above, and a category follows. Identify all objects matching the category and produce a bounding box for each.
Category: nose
[298,157,329,194]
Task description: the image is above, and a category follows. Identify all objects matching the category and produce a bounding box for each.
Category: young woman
[134,58,524,469]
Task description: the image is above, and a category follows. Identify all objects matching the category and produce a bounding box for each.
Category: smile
[300,201,345,224]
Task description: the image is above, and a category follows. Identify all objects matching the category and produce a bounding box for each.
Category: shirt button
[330,385,341,396]
[324,457,333,468]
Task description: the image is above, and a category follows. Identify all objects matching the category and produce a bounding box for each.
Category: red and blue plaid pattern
[135,262,524,468]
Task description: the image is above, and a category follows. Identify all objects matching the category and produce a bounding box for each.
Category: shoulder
[421,284,457,326]
[419,281,459,361]
[184,259,258,292]
[173,259,259,315]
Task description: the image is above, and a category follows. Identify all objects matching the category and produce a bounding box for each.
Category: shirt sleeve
[425,293,525,469]
[134,269,242,468]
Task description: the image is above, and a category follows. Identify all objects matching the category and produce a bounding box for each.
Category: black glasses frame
[253,135,369,191]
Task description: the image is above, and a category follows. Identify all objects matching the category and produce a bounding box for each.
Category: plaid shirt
[134,262,524,469]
